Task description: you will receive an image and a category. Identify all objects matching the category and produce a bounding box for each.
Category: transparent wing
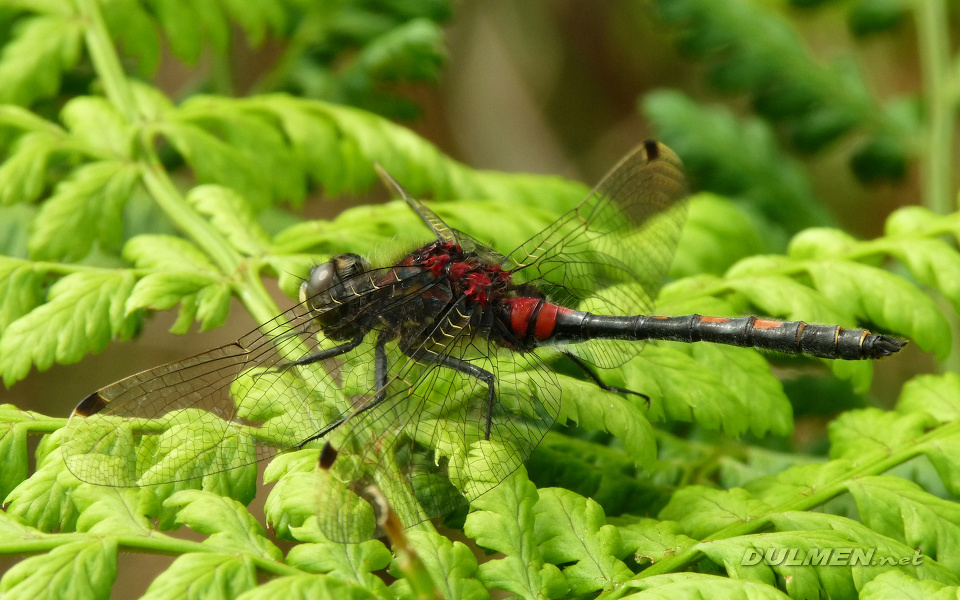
[316,299,561,542]
[504,141,689,368]
[375,163,459,245]
[60,263,444,489]
[376,163,506,264]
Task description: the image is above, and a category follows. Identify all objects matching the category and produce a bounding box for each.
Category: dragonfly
[62,141,905,542]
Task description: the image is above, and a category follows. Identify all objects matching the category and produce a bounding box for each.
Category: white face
[299,254,370,307]
[300,262,336,303]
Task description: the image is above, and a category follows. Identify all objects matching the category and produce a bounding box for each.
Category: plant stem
[77,0,138,122]
[138,156,240,274]
[916,0,960,371]
[916,0,954,216]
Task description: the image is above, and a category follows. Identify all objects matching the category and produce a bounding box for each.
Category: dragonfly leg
[301,332,391,449]
[374,332,389,403]
[263,334,365,376]
[425,353,497,440]
[562,351,650,405]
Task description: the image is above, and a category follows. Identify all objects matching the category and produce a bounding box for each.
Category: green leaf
[881,238,960,315]
[234,575,378,600]
[60,97,133,158]
[848,0,909,36]
[140,554,257,600]
[353,18,445,81]
[659,487,772,539]
[195,282,232,330]
[827,408,933,460]
[29,161,141,261]
[119,412,257,503]
[0,16,83,106]
[165,490,283,559]
[769,512,957,583]
[860,570,955,600]
[259,96,588,208]
[534,488,632,594]
[264,468,323,540]
[0,257,42,332]
[657,275,740,317]
[555,373,656,463]
[618,519,699,565]
[126,272,219,313]
[851,133,908,184]
[149,0,203,63]
[847,476,960,573]
[217,0,287,46]
[187,185,271,255]
[285,517,393,596]
[177,100,305,204]
[620,572,793,599]
[266,102,360,196]
[463,468,568,599]
[0,507,44,540]
[804,261,949,358]
[642,90,834,235]
[896,373,960,423]
[158,121,273,209]
[672,193,767,278]
[390,530,487,600]
[122,235,218,273]
[624,345,750,436]
[528,434,661,519]
[744,460,852,505]
[0,421,28,499]
[0,131,58,205]
[787,227,860,259]
[0,539,116,600]
[0,271,139,386]
[4,430,80,532]
[121,236,230,330]
[102,0,161,75]
[700,530,868,598]
[687,344,792,437]
[73,486,158,537]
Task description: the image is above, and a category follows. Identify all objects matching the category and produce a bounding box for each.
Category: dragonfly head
[300,254,371,308]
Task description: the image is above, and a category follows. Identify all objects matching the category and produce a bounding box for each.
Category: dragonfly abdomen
[545,310,905,360]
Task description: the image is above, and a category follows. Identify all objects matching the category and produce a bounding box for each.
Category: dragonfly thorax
[408,240,513,307]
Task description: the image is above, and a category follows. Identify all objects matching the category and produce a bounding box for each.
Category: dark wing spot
[73,391,109,417]
[318,442,339,470]
[643,139,660,160]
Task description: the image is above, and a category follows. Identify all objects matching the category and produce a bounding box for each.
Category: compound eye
[303,262,336,300]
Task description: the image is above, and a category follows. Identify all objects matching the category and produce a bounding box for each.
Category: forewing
[60,263,437,490]
[377,163,507,265]
[505,141,688,367]
[376,163,459,245]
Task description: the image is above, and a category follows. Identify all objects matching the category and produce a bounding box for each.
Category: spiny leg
[280,334,365,369]
[374,332,389,403]
[562,351,650,404]
[421,352,497,440]
[310,332,391,450]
